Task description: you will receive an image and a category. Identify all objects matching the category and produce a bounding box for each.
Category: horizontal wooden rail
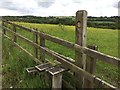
[2,19,37,33]
[40,46,117,89]
[3,26,75,64]
[62,79,76,89]
[3,19,120,89]
[39,32,74,49]
[3,33,40,64]
[3,33,118,89]
[2,22,120,66]
[84,47,119,66]
[40,32,120,66]
[15,43,41,64]
[3,26,38,47]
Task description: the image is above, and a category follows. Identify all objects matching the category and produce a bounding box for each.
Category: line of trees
[2,16,120,29]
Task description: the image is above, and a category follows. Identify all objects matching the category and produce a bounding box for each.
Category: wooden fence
[2,10,120,89]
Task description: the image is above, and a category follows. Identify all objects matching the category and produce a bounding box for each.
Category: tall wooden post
[75,10,87,88]
[33,28,38,62]
[40,33,45,63]
[13,25,16,42]
[2,21,6,35]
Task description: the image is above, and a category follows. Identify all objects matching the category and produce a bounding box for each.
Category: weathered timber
[45,58,61,66]
[84,45,98,88]
[2,20,119,89]
[39,32,74,49]
[47,48,75,64]
[40,46,117,89]
[26,67,38,74]
[47,66,65,75]
[63,71,76,87]
[3,34,11,40]
[2,21,6,35]
[3,32,118,89]
[35,63,52,72]
[86,45,98,74]
[75,10,87,88]
[40,33,45,62]
[14,43,41,63]
[3,26,39,47]
[47,67,65,89]
[13,25,17,42]
[3,34,40,63]
[85,47,120,66]
[2,22,120,67]
[94,77,117,88]
[62,79,76,90]
[40,32,120,66]
[2,19,37,33]
[33,28,38,62]
[3,26,120,66]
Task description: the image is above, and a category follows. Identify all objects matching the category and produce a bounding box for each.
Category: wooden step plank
[35,63,52,71]
[46,67,65,75]
[26,67,37,73]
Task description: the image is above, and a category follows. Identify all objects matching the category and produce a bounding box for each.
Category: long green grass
[2,22,119,88]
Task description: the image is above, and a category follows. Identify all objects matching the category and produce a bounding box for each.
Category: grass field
[2,22,119,88]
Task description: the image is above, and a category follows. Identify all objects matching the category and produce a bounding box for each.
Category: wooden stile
[2,31,118,90]
[2,15,120,89]
[2,24,120,66]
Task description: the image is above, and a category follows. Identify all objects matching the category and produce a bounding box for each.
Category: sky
[0,0,119,16]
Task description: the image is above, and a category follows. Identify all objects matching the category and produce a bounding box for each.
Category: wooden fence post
[52,74,62,90]
[84,45,98,88]
[2,21,6,35]
[40,33,45,63]
[13,25,16,42]
[75,10,87,88]
[33,28,38,62]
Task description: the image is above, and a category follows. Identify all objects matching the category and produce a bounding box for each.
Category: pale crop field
[2,22,119,88]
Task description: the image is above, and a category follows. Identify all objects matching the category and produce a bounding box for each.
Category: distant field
[2,22,119,88]
[14,22,118,57]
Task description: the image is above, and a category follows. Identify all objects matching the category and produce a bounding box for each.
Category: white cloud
[0,0,119,16]
[0,8,23,16]
[36,0,55,8]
